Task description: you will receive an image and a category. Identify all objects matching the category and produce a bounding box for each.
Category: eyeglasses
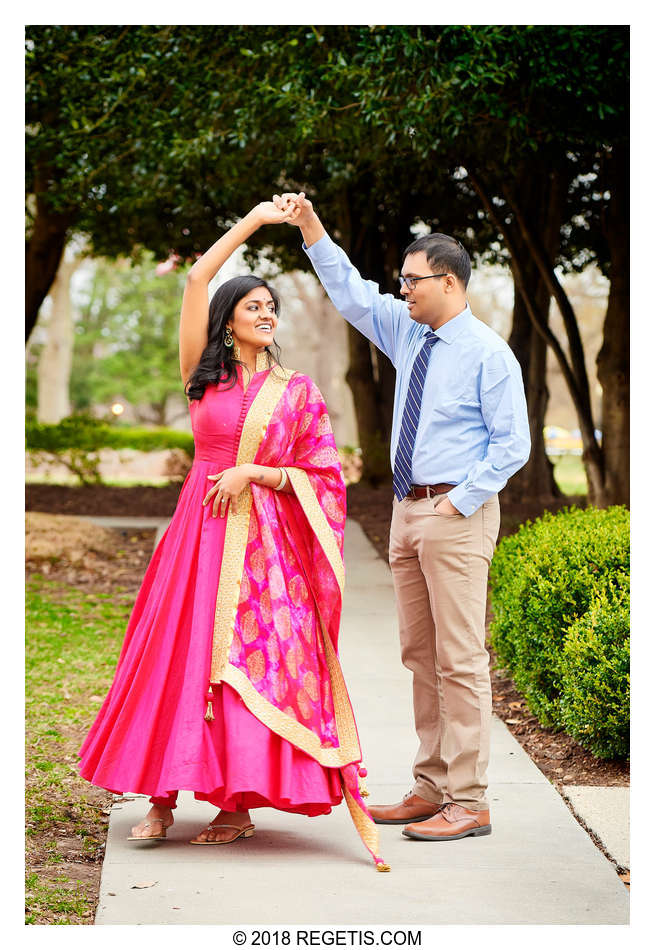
[398,273,450,291]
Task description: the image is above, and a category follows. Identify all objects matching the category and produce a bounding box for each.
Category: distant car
[544,426,583,456]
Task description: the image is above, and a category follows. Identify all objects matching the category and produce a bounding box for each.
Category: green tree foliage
[28,25,625,318]
[68,254,188,422]
[27,26,627,499]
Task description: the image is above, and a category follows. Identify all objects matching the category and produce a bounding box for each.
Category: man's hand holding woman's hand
[272,192,314,225]
[250,199,303,227]
[272,192,325,247]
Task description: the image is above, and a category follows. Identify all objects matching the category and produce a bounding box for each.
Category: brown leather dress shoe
[402,802,492,840]
[368,791,442,825]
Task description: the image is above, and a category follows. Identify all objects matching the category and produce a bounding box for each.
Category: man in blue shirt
[274,191,531,842]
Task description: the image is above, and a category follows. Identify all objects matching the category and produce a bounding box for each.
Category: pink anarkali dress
[79,355,388,870]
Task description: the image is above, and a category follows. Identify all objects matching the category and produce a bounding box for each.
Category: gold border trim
[285,467,345,594]
[210,366,294,682]
[209,372,361,770]
[222,660,359,766]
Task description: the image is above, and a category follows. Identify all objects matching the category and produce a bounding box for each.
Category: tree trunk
[337,189,411,483]
[500,178,606,504]
[506,262,560,501]
[468,166,606,505]
[26,166,74,343]
[596,144,629,507]
[504,167,561,501]
[344,328,390,483]
[36,252,80,423]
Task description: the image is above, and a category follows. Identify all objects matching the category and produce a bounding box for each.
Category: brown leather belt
[406,483,456,500]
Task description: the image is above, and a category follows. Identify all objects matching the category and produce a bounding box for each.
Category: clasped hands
[271,191,313,223]
[248,192,314,229]
[252,194,305,227]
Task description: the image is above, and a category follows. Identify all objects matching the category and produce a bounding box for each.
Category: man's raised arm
[273,192,407,365]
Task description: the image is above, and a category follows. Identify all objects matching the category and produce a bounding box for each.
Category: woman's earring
[224,326,234,349]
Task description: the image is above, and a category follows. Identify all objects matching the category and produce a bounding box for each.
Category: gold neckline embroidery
[255,350,270,372]
[232,343,272,374]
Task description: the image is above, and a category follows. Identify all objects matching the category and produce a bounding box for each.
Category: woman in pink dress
[78,201,389,871]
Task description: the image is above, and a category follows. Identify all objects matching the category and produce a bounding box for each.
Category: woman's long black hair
[184,275,282,401]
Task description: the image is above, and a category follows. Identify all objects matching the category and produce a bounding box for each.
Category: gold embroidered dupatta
[204,362,388,871]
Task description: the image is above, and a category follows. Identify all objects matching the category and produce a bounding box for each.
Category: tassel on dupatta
[341,764,391,872]
[204,685,215,722]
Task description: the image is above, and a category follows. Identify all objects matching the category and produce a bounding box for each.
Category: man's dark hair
[403,233,471,289]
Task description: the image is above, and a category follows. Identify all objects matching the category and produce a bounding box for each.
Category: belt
[406,483,456,500]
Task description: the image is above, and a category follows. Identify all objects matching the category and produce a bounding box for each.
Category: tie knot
[425,333,439,347]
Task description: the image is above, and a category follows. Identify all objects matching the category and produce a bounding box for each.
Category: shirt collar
[428,305,472,345]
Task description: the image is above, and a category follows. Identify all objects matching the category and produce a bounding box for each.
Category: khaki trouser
[389,493,501,812]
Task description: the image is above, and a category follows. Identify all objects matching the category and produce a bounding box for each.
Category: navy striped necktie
[392,333,439,501]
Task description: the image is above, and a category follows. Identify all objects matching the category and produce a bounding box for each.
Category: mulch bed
[26,478,629,793]
[27,526,157,595]
[27,482,184,518]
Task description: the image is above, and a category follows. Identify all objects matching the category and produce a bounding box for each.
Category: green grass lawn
[552,454,587,497]
[25,576,132,924]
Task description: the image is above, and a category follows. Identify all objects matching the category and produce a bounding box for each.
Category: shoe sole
[126,834,167,841]
[373,814,439,825]
[402,824,492,841]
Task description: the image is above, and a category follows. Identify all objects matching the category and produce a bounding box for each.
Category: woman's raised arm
[179,201,300,388]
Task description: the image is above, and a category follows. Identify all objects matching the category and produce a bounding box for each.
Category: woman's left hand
[252,200,302,227]
[203,465,251,517]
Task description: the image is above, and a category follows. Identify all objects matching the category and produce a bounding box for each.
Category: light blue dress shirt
[304,234,531,517]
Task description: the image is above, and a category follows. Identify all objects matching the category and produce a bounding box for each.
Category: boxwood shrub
[559,586,629,759]
[26,414,195,484]
[489,505,629,758]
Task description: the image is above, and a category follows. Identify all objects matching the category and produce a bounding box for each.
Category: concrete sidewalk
[94,519,628,925]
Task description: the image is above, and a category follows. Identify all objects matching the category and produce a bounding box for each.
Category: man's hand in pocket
[434,495,461,516]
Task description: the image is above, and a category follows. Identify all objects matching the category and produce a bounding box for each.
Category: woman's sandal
[189,821,256,845]
[127,816,173,841]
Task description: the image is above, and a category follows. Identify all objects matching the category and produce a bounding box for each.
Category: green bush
[559,587,629,759]
[489,505,629,757]
[26,414,194,484]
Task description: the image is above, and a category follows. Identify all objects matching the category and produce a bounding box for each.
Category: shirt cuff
[446,484,478,518]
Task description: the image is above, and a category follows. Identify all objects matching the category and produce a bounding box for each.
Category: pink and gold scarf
[205,365,389,871]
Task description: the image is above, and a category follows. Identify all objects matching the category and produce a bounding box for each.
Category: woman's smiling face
[228,287,278,349]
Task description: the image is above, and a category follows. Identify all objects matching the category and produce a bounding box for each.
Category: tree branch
[501,181,594,423]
